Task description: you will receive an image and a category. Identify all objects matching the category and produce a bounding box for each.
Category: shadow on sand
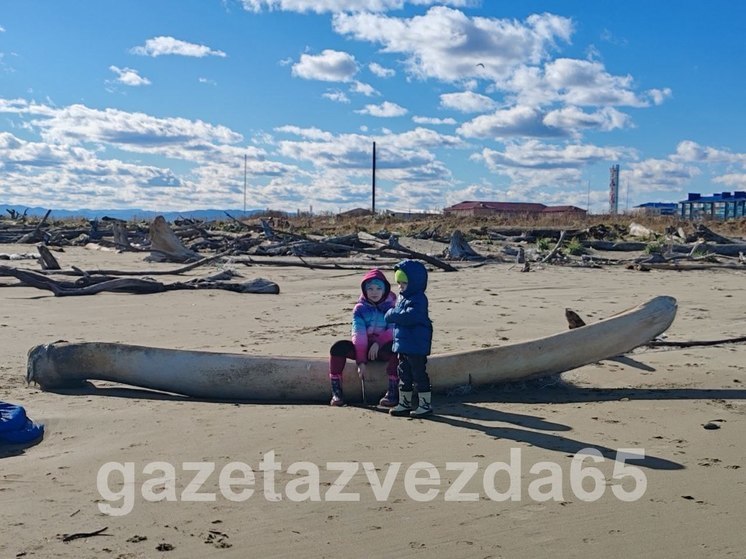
[41,378,746,471]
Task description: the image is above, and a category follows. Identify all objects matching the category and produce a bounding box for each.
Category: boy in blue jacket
[384,259,434,417]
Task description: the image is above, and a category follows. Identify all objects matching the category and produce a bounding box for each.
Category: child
[328,268,399,407]
[385,259,434,417]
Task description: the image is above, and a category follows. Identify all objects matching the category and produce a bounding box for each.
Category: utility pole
[371,141,376,215]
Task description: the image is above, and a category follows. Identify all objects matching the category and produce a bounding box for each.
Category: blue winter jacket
[385,259,433,356]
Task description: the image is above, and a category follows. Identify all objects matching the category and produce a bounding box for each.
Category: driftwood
[61,526,111,543]
[443,230,485,261]
[564,309,586,329]
[565,308,746,348]
[647,335,746,348]
[541,230,567,263]
[0,264,279,296]
[15,210,52,243]
[584,240,648,251]
[36,244,61,270]
[147,216,201,263]
[28,297,677,401]
[632,262,745,271]
[110,220,134,250]
[628,222,656,239]
[359,234,457,272]
[694,224,737,244]
[234,256,403,270]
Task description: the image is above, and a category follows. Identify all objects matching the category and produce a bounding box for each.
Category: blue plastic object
[0,402,44,445]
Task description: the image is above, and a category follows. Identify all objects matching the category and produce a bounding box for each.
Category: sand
[1,243,745,558]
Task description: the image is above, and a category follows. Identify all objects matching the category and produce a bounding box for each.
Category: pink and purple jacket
[351,268,396,364]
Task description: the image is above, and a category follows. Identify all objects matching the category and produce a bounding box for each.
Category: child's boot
[378,377,399,407]
[329,377,344,406]
[389,390,413,417]
[410,392,433,417]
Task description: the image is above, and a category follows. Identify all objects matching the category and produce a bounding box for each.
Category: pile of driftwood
[1,212,744,298]
[0,215,465,297]
[473,222,746,271]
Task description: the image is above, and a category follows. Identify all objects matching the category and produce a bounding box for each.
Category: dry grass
[4,211,745,241]
[262,212,746,240]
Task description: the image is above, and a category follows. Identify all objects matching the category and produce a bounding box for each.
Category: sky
[1,0,745,214]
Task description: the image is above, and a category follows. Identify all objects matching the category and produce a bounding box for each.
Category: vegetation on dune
[2,209,746,242]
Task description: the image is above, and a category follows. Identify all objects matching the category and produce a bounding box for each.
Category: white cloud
[130,36,226,58]
[355,100,407,117]
[109,66,151,87]
[412,115,457,125]
[476,140,630,172]
[369,62,395,78]
[322,90,351,103]
[240,0,476,14]
[440,91,496,113]
[458,105,566,138]
[292,49,357,82]
[351,80,378,96]
[0,101,244,160]
[542,58,646,107]
[647,87,672,105]
[333,7,572,82]
[198,77,217,86]
[713,173,746,188]
[627,158,701,191]
[275,125,334,141]
[672,140,746,165]
[0,96,641,213]
[543,106,631,132]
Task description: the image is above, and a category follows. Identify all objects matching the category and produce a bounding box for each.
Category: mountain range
[0,205,265,222]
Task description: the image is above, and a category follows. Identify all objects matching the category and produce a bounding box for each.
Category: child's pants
[397,353,430,392]
[328,340,398,381]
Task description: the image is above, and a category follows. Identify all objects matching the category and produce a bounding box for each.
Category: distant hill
[0,205,265,222]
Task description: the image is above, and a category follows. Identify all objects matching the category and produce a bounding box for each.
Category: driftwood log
[541,230,567,263]
[0,264,279,296]
[36,244,61,270]
[147,216,201,263]
[443,230,484,261]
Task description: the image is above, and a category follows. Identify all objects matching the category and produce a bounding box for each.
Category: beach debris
[443,230,485,261]
[628,222,656,239]
[0,264,279,296]
[36,243,60,270]
[564,309,586,329]
[2,211,745,273]
[646,336,746,348]
[147,216,202,263]
[703,420,725,430]
[60,526,110,542]
[0,401,44,446]
[540,230,567,263]
[127,535,148,543]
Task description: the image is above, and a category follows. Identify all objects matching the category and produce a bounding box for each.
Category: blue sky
[1,0,744,213]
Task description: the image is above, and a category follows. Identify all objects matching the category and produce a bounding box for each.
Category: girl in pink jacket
[328,268,398,407]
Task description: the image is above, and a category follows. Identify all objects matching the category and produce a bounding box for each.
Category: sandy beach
[1,243,745,558]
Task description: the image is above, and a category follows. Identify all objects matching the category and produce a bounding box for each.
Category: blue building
[679,191,746,220]
[634,202,678,216]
